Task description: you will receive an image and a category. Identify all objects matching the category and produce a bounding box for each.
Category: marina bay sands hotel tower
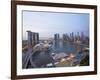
[27,31,39,49]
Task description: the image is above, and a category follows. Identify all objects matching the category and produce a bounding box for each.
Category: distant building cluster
[24,31,89,51]
[54,32,89,44]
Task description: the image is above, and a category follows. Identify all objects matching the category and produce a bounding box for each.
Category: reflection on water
[52,40,81,54]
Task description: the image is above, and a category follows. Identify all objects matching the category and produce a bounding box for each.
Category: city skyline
[22,11,89,40]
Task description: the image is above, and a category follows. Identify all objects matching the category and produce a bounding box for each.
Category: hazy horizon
[22,11,89,40]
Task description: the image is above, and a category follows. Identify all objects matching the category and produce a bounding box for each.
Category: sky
[22,10,89,40]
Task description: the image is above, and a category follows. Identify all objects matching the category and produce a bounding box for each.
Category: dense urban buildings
[22,30,89,68]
